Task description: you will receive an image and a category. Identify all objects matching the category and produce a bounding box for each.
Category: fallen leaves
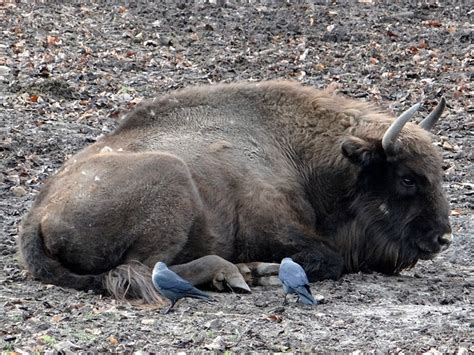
[265,314,283,323]
[17,92,43,104]
[438,137,461,152]
[386,30,398,39]
[46,35,61,47]
[11,40,26,54]
[51,314,65,323]
[0,2,472,353]
[447,26,457,34]
[442,141,457,152]
[450,209,461,216]
[453,81,468,100]
[107,335,119,346]
[423,20,442,28]
[418,39,428,49]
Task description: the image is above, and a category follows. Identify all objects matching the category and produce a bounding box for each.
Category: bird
[152,261,211,314]
[278,257,317,305]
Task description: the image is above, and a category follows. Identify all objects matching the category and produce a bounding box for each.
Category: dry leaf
[423,20,442,28]
[47,35,61,46]
[12,40,25,54]
[418,39,428,49]
[82,46,93,55]
[453,91,462,100]
[108,335,119,346]
[386,30,398,38]
[447,26,456,33]
[51,314,63,323]
[30,95,39,103]
[266,314,283,323]
[118,6,127,13]
[450,209,461,216]
[442,141,454,151]
[314,63,325,71]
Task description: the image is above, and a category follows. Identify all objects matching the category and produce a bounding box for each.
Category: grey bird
[152,261,211,313]
[278,257,317,305]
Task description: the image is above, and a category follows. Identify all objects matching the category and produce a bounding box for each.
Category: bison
[18,81,452,303]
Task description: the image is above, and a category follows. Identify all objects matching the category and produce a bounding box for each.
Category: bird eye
[401,176,415,187]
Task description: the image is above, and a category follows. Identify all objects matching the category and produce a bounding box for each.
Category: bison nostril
[438,233,452,246]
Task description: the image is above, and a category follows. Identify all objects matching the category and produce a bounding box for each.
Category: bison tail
[18,217,105,293]
[104,261,164,304]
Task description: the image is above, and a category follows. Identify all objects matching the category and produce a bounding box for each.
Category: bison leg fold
[169,255,251,293]
[236,262,282,286]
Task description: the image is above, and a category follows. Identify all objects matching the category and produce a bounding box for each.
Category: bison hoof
[213,268,251,293]
[236,262,281,287]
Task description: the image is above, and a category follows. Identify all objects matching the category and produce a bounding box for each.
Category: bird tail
[296,286,317,305]
[187,287,211,301]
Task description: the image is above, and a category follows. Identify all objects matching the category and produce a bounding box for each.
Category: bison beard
[18,81,451,302]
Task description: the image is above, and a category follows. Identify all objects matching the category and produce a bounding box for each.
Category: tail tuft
[105,261,164,304]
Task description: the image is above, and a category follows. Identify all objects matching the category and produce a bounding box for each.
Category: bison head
[339,98,451,274]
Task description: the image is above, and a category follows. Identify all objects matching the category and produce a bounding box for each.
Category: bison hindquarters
[19,151,220,302]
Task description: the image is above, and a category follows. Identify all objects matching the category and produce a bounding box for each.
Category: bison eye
[401,176,416,187]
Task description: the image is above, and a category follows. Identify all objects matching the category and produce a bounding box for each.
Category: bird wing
[279,261,309,289]
[155,269,196,293]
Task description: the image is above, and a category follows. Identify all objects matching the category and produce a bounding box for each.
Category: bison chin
[339,210,428,276]
[350,209,452,275]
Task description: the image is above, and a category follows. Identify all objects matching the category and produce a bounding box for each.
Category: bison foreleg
[291,245,344,281]
[169,255,251,293]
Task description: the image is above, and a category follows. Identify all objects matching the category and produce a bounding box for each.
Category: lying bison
[19,81,452,303]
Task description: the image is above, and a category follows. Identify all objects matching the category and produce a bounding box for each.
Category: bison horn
[419,97,446,131]
[382,102,421,154]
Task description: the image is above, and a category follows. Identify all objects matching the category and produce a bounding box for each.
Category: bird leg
[282,294,288,306]
[163,300,176,314]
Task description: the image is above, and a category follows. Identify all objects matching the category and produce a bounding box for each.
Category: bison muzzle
[18,81,452,302]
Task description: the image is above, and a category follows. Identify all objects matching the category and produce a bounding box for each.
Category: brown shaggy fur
[18,81,451,302]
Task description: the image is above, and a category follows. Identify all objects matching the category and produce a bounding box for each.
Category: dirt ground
[0,1,472,353]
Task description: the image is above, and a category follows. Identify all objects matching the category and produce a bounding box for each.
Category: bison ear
[341,136,382,167]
